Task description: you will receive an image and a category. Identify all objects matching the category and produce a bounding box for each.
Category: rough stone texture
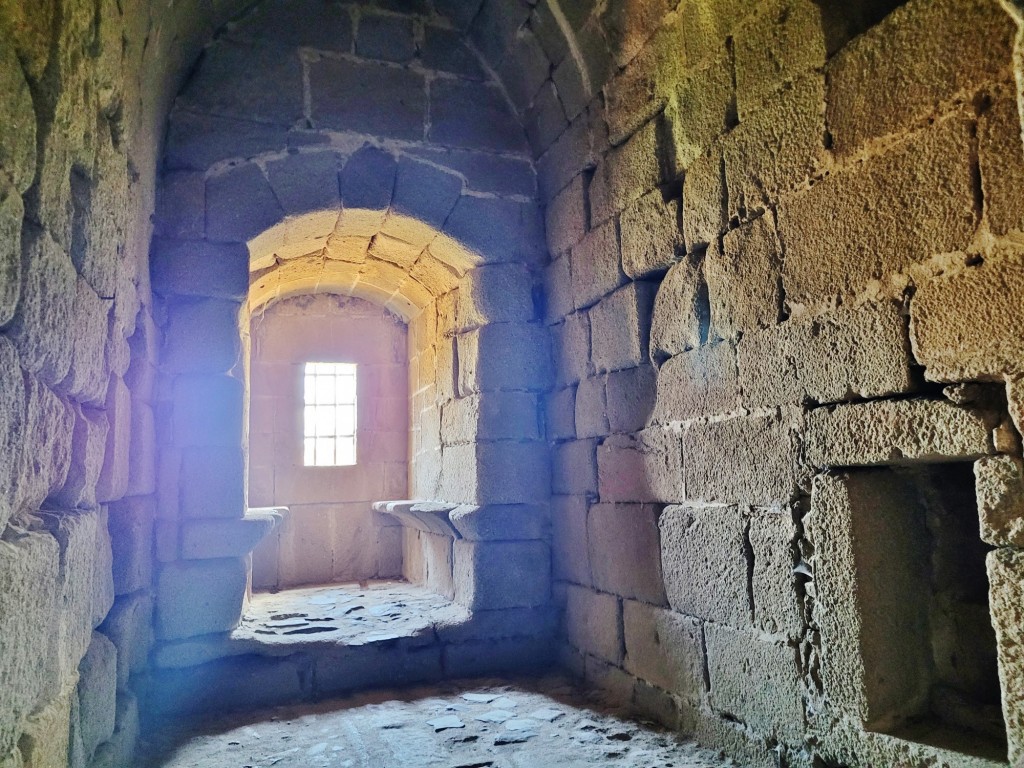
[77,633,117,761]
[980,88,1024,237]
[623,600,705,703]
[705,213,781,340]
[587,503,666,605]
[155,559,248,641]
[988,548,1024,764]
[805,399,996,468]
[564,584,622,664]
[650,257,708,359]
[589,282,658,373]
[653,342,739,423]
[620,189,684,279]
[975,456,1024,548]
[659,505,750,627]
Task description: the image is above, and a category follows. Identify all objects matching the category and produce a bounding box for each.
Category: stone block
[171,375,244,448]
[0,531,60,756]
[8,227,76,387]
[600,0,670,68]
[0,186,23,328]
[704,622,803,739]
[723,72,826,217]
[448,504,549,541]
[180,509,279,559]
[443,195,546,266]
[457,323,551,393]
[52,405,108,510]
[179,447,245,519]
[18,375,74,511]
[385,156,463,247]
[155,172,205,240]
[738,300,913,409]
[443,636,554,678]
[545,175,587,257]
[684,412,804,504]
[564,584,622,664]
[151,655,308,714]
[441,391,541,443]
[587,502,666,604]
[653,342,739,423]
[179,39,303,126]
[337,145,398,236]
[705,213,782,340]
[419,531,455,599]
[430,78,527,153]
[453,540,550,609]
[356,11,415,62]
[659,505,750,626]
[264,151,342,215]
[650,256,709,359]
[589,119,663,227]
[552,439,597,496]
[590,282,658,373]
[987,547,1024,764]
[807,471,933,729]
[980,88,1024,237]
[151,240,249,301]
[441,440,550,505]
[574,375,608,439]
[228,0,353,50]
[457,263,535,329]
[620,189,684,279]
[76,632,117,761]
[525,80,569,158]
[910,249,1024,382]
[537,112,598,203]
[18,683,72,768]
[57,278,110,406]
[976,456,1024,548]
[605,365,656,434]
[805,399,995,468]
[552,495,591,585]
[552,311,591,386]
[99,593,152,689]
[682,148,725,249]
[155,558,247,640]
[309,57,425,139]
[597,429,684,503]
[498,27,552,112]
[826,0,1014,157]
[546,386,577,441]
[779,114,977,307]
[94,376,129,505]
[408,146,535,198]
[0,337,24,531]
[206,163,285,243]
[544,254,573,326]
[421,24,486,78]
[0,42,36,193]
[161,298,241,374]
[603,45,665,151]
[623,600,705,702]
[748,510,802,639]
[733,0,827,119]
[668,47,736,172]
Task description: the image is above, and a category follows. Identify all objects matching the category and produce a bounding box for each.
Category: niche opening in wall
[815,464,1006,761]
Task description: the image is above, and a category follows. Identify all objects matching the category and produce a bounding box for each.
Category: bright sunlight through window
[303,362,357,467]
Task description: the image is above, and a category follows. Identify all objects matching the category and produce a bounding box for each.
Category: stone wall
[532,0,1024,765]
[248,294,407,588]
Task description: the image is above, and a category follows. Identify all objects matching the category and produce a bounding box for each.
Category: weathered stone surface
[457,263,535,329]
[0,185,23,327]
[17,682,72,768]
[552,311,591,386]
[605,365,656,434]
[623,600,705,703]
[155,172,205,240]
[99,593,152,689]
[587,503,666,604]
[421,25,485,78]
[545,176,587,258]
[619,189,684,279]
[77,632,117,761]
[805,399,995,468]
[385,156,463,247]
[151,240,249,301]
[910,251,1024,382]
[597,429,684,504]
[589,120,662,227]
[430,79,527,153]
[980,89,1024,237]
[206,163,285,244]
[0,530,60,756]
[0,337,25,530]
[20,375,74,511]
[356,11,415,62]
[668,46,735,172]
[155,558,248,640]
[807,471,932,729]
[525,80,569,157]
[564,584,622,664]
[457,323,551,393]
[589,282,658,373]
[265,151,342,215]
[684,412,804,504]
[162,299,241,374]
[738,300,913,409]
[975,455,1024,548]
[826,0,1014,156]
[546,386,576,441]
[988,547,1024,764]
[650,257,708,359]
[748,511,802,639]
[552,494,591,586]
[448,504,549,541]
[653,342,739,423]
[453,540,550,609]
[179,446,245,519]
[704,622,803,739]
[443,195,546,267]
[779,115,977,307]
[552,439,597,496]
[682,147,725,249]
[172,375,244,448]
[228,0,353,50]
[705,213,781,340]
[51,405,107,510]
[441,391,541,443]
[95,376,130,504]
[659,505,749,627]
[180,510,279,559]
[0,42,35,193]
[569,219,625,310]
[310,57,425,139]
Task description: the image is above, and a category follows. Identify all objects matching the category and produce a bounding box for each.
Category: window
[303,362,357,467]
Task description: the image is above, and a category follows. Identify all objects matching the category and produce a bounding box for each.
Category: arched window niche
[147,1,555,711]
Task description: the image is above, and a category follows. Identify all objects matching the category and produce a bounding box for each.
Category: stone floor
[140,677,737,768]
[236,581,470,649]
